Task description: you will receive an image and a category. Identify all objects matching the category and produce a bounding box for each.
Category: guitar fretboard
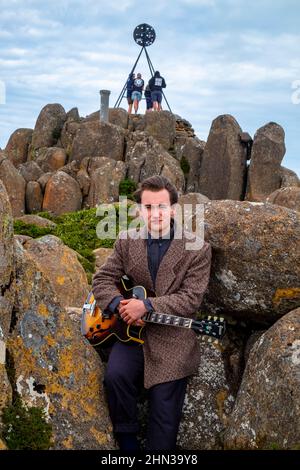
[145,311,192,329]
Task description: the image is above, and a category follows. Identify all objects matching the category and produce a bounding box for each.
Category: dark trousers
[103,341,188,451]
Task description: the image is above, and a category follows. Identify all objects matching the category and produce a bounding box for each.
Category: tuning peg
[207,315,211,320]
[220,317,224,322]
[213,316,218,321]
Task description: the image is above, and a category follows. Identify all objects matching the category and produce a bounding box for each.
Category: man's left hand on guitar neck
[118,298,147,326]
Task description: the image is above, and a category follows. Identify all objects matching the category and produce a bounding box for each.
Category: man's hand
[118,299,147,326]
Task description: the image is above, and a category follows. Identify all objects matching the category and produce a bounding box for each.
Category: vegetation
[180,155,190,175]
[119,178,137,200]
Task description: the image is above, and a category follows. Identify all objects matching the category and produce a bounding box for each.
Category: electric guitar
[81,275,226,348]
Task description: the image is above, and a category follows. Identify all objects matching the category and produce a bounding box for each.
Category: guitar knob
[96,324,101,329]
[89,327,94,332]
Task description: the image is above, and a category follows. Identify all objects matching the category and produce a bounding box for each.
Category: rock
[14,234,33,245]
[23,235,89,309]
[0,158,26,216]
[66,107,80,121]
[245,122,286,201]
[177,192,210,232]
[180,137,205,192]
[15,215,56,229]
[36,147,67,172]
[143,111,176,150]
[0,180,15,339]
[5,128,33,166]
[177,331,244,450]
[280,166,300,188]
[31,104,67,152]
[266,186,300,212]
[108,108,128,129]
[42,171,82,215]
[18,161,43,183]
[201,200,300,323]
[60,120,81,156]
[224,308,300,449]
[37,172,53,193]
[76,168,90,197]
[125,132,185,192]
[93,247,114,271]
[70,121,125,163]
[87,158,126,206]
[25,181,43,213]
[7,240,115,450]
[199,115,247,200]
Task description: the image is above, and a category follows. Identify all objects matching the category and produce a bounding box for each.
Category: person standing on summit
[148,71,166,111]
[131,73,144,114]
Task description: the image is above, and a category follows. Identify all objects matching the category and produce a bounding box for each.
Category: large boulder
[36,147,67,172]
[143,111,176,150]
[0,181,14,420]
[70,121,125,163]
[31,104,67,153]
[25,181,43,213]
[280,166,300,188]
[201,200,300,323]
[15,215,56,229]
[0,158,26,216]
[180,137,205,192]
[18,161,43,182]
[125,132,185,192]
[60,119,81,156]
[5,128,33,167]
[87,158,126,206]
[266,186,300,212]
[42,171,82,215]
[23,235,89,309]
[198,115,247,200]
[245,122,286,201]
[108,108,128,129]
[224,308,300,449]
[177,331,244,450]
[7,241,115,449]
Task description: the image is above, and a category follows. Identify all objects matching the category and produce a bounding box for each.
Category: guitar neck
[144,311,192,329]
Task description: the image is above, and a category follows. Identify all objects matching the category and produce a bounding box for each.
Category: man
[131,73,144,114]
[92,176,212,451]
[126,72,135,114]
[148,71,166,111]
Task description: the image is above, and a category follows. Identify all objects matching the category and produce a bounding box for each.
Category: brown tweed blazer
[92,226,212,389]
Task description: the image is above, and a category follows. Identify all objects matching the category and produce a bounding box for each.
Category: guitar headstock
[192,316,226,340]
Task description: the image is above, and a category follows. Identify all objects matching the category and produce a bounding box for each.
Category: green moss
[180,155,190,175]
[1,396,52,450]
[119,178,137,200]
[13,206,134,281]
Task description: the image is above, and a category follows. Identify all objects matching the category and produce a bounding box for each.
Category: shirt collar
[147,219,175,244]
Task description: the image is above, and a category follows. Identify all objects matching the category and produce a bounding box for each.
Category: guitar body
[81,277,147,347]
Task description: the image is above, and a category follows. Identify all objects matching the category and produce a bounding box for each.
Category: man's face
[140,189,175,237]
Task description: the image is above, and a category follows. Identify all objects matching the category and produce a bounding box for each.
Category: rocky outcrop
[42,171,82,215]
[7,240,115,449]
[280,166,300,188]
[93,247,114,271]
[23,235,89,308]
[266,186,300,212]
[143,111,176,151]
[201,200,300,323]
[224,308,300,449]
[245,122,286,201]
[199,115,247,200]
[36,147,67,172]
[87,158,126,206]
[108,108,129,129]
[0,158,26,216]
[18,161,43,182]
[126,132,185,192]
[15,215,56,229]
[31,104,67,153]
[70,121,125,163]
[5,128,33,167]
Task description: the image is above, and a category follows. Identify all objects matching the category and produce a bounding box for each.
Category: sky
[0,0,299,176]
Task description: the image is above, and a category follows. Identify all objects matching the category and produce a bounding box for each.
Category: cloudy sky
[0,0,299,176]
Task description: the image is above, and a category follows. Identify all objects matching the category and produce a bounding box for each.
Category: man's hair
[133,175,178,205]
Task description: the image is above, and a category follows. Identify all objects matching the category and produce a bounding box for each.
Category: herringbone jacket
[92,226,212,388]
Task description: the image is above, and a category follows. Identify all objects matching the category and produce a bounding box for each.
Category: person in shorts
[148,71,166,111]
[144,84,153,112]
[131,73,144,114]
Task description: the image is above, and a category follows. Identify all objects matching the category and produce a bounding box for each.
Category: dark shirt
[126,77,134,98]
[108,220,175,314]
[148,75,166,92]
[132,78,144,93]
